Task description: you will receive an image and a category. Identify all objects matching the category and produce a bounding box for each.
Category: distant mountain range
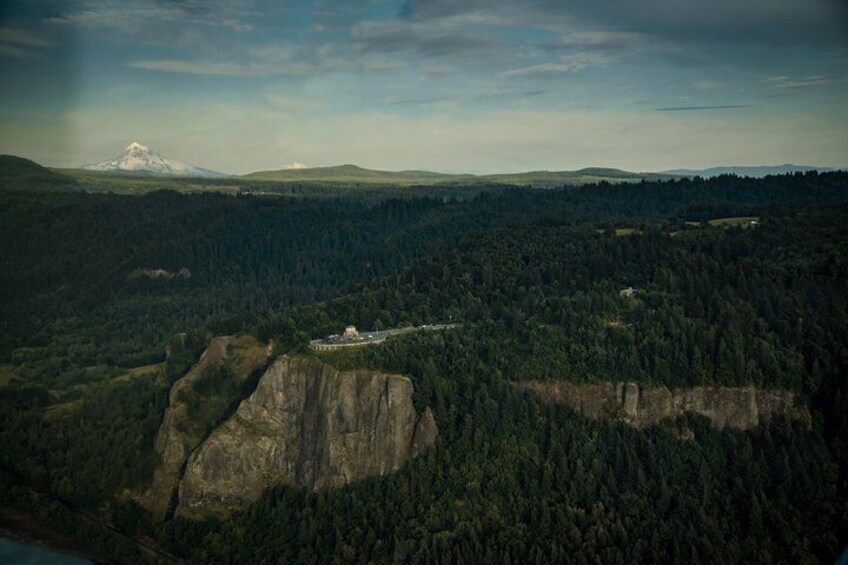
[82,142,228,177]
[242,164,675,187]
[663,164,836,178]
[1,148,841,192]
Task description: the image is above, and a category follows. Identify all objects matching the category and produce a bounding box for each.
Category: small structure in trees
[619,287,637,298]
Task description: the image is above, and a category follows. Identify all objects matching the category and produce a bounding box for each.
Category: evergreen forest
[1,172,847,563]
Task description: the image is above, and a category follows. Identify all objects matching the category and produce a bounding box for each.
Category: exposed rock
[518,381,809,431]
[176,356,437,519]
[139,335,271,519]
[128,267,191,280]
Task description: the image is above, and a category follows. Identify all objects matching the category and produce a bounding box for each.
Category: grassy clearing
[113,363,163,383]
[708,216,760,227]
[43,399,82,420]
[614,228,642,236]
[678,217,760,234]
[595,228,642,236]
[0,364,18,387]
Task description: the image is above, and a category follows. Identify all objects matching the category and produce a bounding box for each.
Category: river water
[0,536,89,564]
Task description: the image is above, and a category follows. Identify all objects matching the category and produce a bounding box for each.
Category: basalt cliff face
[519,381,809,431]
[174,356,437,519]
[139,335,272,519]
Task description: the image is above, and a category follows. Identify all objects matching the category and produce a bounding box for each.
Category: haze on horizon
[1,0,846,175]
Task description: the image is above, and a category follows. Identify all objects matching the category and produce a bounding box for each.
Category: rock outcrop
[139,335,272,519]
[176,356,437,519]
[519,381,809,431]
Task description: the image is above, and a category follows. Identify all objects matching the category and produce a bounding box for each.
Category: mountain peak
[82,142,227,177]
[282,162,308,170]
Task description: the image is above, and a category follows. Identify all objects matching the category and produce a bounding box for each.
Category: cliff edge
[519,381,809,431]
[176,356,438,519]
[139,335,272,519]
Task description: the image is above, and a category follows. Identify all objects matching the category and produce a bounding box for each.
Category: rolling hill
[479,167,676,187]
[0,155,78,192]
[242,164,675,187]
[242,164,469,185]
[664,164,836,178]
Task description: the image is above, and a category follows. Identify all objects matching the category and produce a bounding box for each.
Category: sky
[0,0,846,175]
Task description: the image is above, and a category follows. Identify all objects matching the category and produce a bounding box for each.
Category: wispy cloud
[129,51,408,76]
[248,45,302,62]
[0,44,38,59]
[403,0,848,49]
[502,53,612,77]
[49,3,254,32]
[129,59,314,76]
[385,95,455,106]
[654,105,748,112]
[692,80,721,90]
[385,89,546,106]
[261,91,322,114]
[49,6,178,28]
[0,28,58,48]
[422,64,456,78]
[0,27,58,59]
[763,75,834,89]
[352,20,496,58]
[541,31,647,52]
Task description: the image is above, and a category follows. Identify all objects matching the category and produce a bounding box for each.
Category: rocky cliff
[176,356,438,519]
[139,335,272,519]
[519,381,809,431]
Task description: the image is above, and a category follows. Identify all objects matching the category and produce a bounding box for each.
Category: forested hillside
[0,172,847,563]
[0,155,78,192]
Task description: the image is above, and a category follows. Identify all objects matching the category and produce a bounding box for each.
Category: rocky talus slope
[519,381,809,431]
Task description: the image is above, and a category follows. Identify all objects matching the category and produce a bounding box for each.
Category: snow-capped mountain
[82,142,227,177]
[282,162,309,170]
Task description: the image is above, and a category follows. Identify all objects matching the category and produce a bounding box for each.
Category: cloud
[384,88,547,107]
[384,95,455,106]
[0,28,58,48]
[763,75,835,89]
[502,53,612,77]
[0,27,58,59]
[48,6,180,28]
[0,44,38,59]
[129,59,314,76]
[351,20,496,58]
[692,80,722,90]
[48,1,255,33]
[654,105,749,112]
[248,45,302,62]
[395,0,848,83]
[540,31,647,52]
[422,64,456,78]
[261,91,322,114]
[401,0,848,48]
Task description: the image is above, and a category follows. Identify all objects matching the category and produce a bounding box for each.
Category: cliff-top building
[310,323,457,351]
